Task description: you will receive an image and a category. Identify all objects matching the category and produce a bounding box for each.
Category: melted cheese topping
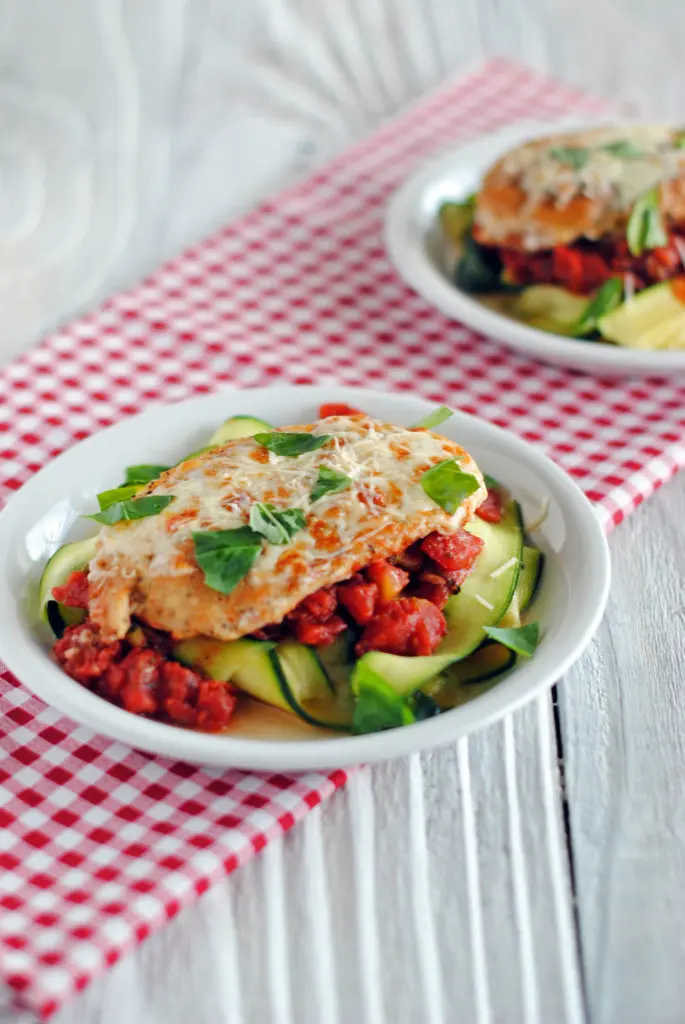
[88,415,486,640]
[501,125,685,212]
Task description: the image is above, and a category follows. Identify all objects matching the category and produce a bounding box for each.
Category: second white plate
[385,117,685,376]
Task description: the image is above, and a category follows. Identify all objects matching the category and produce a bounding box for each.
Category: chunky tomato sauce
[52,575,237,732]
[499,229,685,295]
[252,523,485,656]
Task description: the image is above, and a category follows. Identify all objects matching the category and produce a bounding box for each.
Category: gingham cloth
[2,58,685,1020]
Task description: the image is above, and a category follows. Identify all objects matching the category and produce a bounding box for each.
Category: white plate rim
[384,115,685,375]
[0,385,611,770]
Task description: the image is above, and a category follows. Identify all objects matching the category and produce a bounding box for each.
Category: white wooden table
[2,3,685,1022]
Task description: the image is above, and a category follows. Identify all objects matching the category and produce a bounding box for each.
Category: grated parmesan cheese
[624,272,635,304]
[490,556,520,579]
[89,415,487,588]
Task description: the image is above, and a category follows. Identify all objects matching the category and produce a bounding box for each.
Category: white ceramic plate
[0,386,610,770]
[385,117,685,376]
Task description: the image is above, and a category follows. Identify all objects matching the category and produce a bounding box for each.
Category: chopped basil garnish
[87,495,174,525]
[601,139,643,159]
[407,691,441,721]
[124,464,170,485]
[455,231,504,293]
[254,432,332,457]
[421,458,480,515]
[192,527,263,595]
[411,405,453,430]
[249,502,306,545]
[573,277,624,337]
[97,484,140,511]
[483,473,501,491]
[673,131,685,150]
[351,664,415,734]
[438,197,475,244]
[484,622,540,657]
[626,187,668,256]
[549,146,589,170]
[310,467,351,503]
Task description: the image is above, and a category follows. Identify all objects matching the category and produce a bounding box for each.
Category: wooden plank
[54,701,584,1024]
[559,473,685,1024]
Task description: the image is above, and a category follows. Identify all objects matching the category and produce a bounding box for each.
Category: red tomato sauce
[252,525,484,656]
[499,229,685,295]
[53,621,236,731]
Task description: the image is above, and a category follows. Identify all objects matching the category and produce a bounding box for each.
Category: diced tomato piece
[291,614,347,646]
[53,623,122,685]
[355,597,447,657]
[52,570,89,609]
[421,529,483,573]
[291,587,337,622]
[438,566,474,589]
[160,661,201,727]
[646,246,681,282]
[475,487,503,524]
[392,541,423,573]
[195,678,237,732]
[319,403,364,418]
[337,577,378,625]
[113,648,162,715]
[365,560,409,603]
[672,276,685,303]
[413,577,451,610]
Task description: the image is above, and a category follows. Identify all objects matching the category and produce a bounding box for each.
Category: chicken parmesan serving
[439,124,685,350]
[40,403,543,736]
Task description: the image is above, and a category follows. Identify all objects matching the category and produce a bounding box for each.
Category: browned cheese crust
[472,125,685,252]
[87,415,486,641]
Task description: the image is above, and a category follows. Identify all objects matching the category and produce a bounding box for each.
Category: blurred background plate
[385,117,685,375]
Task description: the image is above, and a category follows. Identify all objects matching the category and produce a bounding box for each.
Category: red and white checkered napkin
[3,58,685,1019]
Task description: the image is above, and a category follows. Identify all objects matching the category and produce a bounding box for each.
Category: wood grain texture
[2,1,685,1022]
[561,473,685,1024]
[51,704,582,1024]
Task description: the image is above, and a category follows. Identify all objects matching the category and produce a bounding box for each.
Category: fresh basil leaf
[483,473,501,491]
[254,432,332,457]
[439,197,475,243]
[421,459,480,515]
[549,146,590,170]
[352,666,415,735]
[97,484,140,511]
[192,527,263,595]
[277,508,307,536]
[407,691,441,721]
[626,187,668,256]
[249,502,306,544]
[411,405,453,430]
[483,622,540,657]
[454,232,504,293]
[673,131,685,149]
[310,467,351,503]
[124,464,170,485]
[601,139,643,159]
[87,495,174,525]
[573,277,624,337]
